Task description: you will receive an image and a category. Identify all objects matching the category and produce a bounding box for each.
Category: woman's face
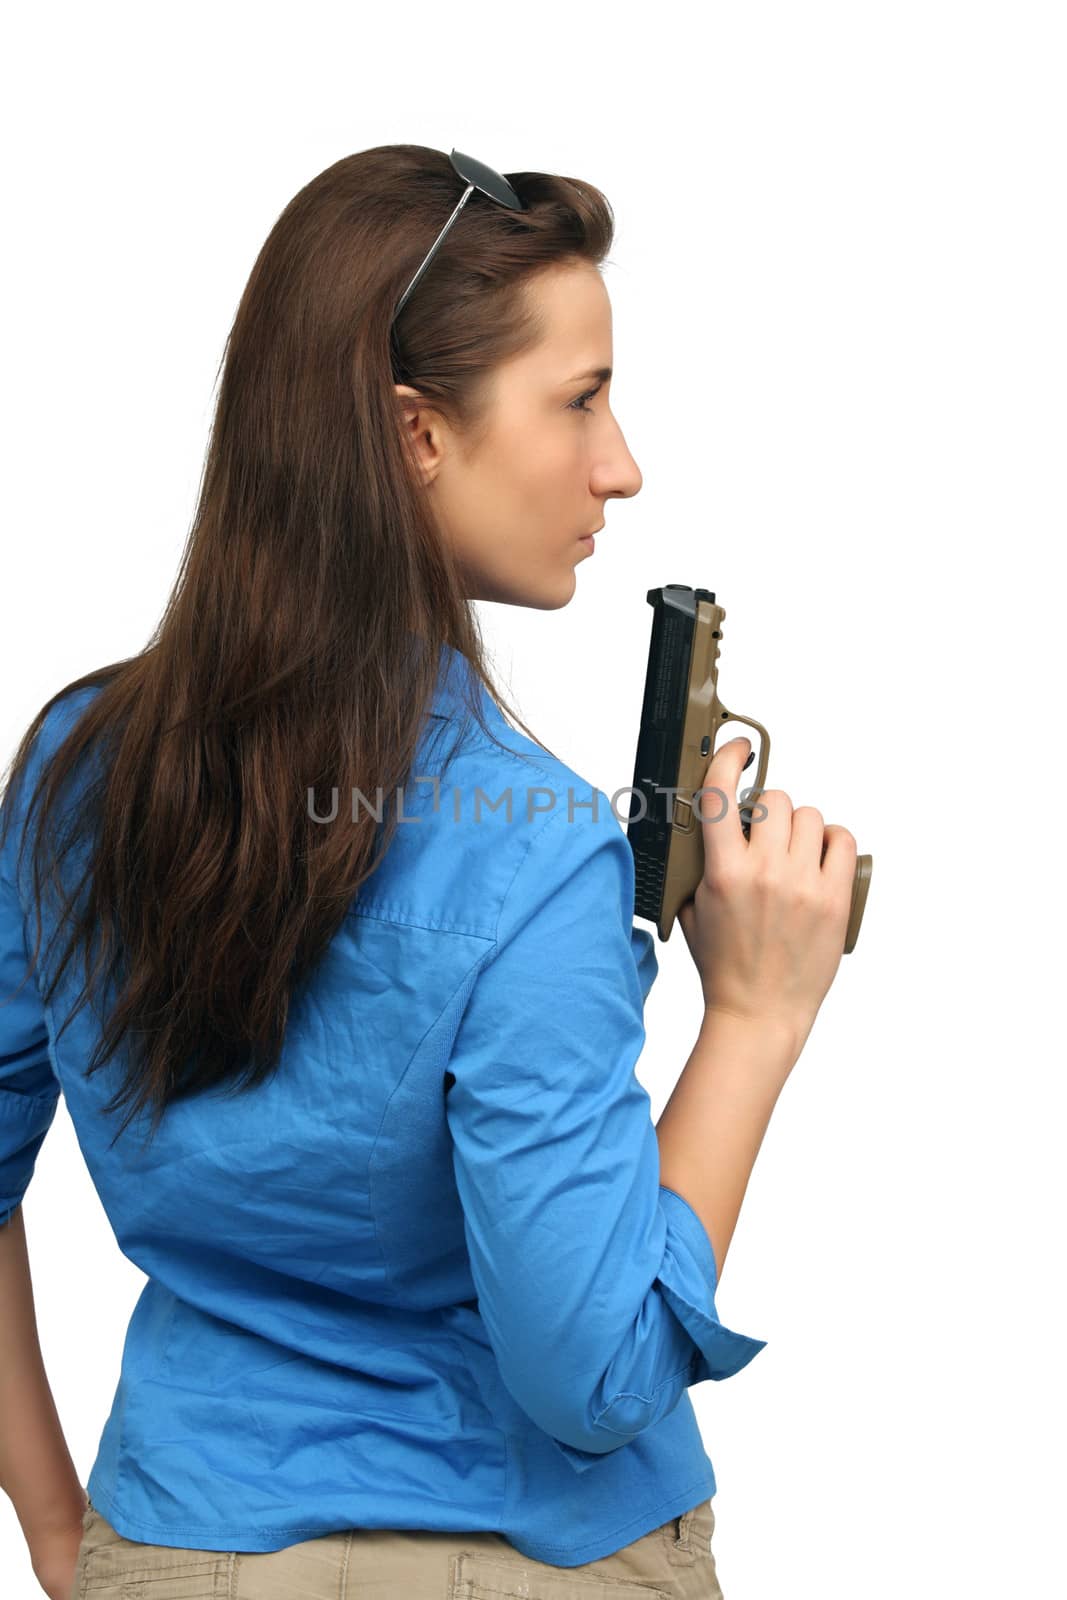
[395,260,643,609]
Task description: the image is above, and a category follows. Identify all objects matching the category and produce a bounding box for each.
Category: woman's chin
[533,571,578,611]
[470,569,578,611]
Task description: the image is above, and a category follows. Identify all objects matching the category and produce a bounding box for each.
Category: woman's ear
[394,384,444,486]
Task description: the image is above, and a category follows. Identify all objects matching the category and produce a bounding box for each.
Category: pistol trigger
[742,751,755,771]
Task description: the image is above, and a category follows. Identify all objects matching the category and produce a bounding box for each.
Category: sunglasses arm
[393,183,475,321]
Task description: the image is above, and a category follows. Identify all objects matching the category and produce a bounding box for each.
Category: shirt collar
[430,641,494,721]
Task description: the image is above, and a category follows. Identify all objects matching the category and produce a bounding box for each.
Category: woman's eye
[568,383,603,414]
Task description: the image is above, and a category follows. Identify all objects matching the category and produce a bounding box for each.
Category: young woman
[0,145,857,1600]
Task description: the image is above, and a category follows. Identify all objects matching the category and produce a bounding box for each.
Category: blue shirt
[0,643,766,1569]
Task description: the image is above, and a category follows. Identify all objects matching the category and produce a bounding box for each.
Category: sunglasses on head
[390,148,526,331]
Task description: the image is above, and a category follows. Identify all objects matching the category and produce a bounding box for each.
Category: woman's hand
[27,1489,88,1600]
[676,735,858,1052]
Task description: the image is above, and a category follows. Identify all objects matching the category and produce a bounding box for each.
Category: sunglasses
[390,148,526,328]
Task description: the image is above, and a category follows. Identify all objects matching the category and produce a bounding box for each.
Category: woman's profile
[0,144,858,1600]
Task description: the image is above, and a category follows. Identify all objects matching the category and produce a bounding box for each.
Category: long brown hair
[0,144,615,1149]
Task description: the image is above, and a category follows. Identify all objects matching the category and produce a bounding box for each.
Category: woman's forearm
[655,1008,800,1283]
[0,1205,86,1544]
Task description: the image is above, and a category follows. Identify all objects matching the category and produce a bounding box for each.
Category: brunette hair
[0,144,615,1148]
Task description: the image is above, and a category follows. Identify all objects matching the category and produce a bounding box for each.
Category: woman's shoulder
[358,707,632,937]
[437,706,624,846]
[424,644,618,832]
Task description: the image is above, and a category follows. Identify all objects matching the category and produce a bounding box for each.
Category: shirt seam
[349,791,587,941]
[368,940,499,1304]
[345,902,497,939]
[590,1356,705,1437]
[486,795,615,944]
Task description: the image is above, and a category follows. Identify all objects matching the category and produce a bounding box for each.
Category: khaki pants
[72,1494,725,1598]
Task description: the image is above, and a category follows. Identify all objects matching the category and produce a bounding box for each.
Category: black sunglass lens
[449,148,524,211]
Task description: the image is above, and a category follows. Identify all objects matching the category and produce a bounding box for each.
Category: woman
[0,145,857,1599]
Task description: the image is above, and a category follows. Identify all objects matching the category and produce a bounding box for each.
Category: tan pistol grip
[658,599,872,954]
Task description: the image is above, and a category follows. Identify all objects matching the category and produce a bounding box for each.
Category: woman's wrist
[19,1477,87,1547]
[698,1002,807,1073]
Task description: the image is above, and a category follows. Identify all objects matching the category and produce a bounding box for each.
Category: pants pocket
[660,1499,723,1596]
[662,1497,716,1563]
[449,1550,671,1598]
[78,1506,231,1598]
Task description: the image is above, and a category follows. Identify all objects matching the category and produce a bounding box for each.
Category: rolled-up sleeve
[0,774,60,1228]
[445,788,766,1472]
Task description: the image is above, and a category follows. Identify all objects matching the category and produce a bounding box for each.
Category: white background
[2,4,1064,1596]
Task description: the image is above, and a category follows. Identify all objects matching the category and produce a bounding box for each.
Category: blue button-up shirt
[0,643,766,1569]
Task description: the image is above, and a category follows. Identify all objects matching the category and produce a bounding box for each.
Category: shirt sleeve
[0,755,60,1229]
[444,788,767,1473]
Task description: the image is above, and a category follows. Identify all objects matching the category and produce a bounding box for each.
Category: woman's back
[0,641,765,1569]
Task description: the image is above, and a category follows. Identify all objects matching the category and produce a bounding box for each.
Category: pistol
[625,584,872,952]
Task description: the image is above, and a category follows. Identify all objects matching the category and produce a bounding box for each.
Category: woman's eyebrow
[563,365,613,385]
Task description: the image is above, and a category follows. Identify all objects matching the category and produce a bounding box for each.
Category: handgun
[625,584,872,952]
